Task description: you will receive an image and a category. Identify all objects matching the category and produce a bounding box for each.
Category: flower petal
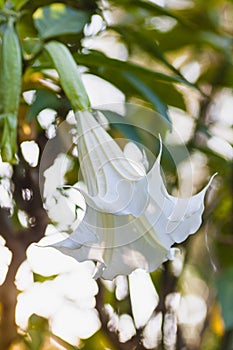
[147,138,216,243]
[47,134,215,280]
[50,205,170,280]
[79,177,149,217]
[166,174,216,242]
[51,206,97,248]
[75,110,149,216]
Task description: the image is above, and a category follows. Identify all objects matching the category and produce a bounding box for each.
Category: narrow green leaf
[12,0,30,10]
[123,72,171,129]
[27,89,69,121]
[112,25,186,79]
[75,51,185,109]
[199,31,232,52]
[109,0,188,26]
[45,41,90,111]
[22,38,43,60]
[26,314,48,350]
[97,109,142,144]
[76,50,192,86]
[151,23,196,51]
[33,3,88,39]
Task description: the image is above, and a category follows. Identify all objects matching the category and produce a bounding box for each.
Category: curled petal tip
[157,134,163,161]
[158,133,162,143]
[93,262,106,279]
[209,172,218,183]
[202,172,218,193]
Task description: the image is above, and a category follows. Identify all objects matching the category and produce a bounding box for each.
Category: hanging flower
[74,110,149,217]
[49,142,215,280]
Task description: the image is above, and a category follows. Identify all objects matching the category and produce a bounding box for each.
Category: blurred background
[0,0,232,349]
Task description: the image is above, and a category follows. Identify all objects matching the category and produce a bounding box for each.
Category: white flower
[75,110,149,217]
[49,142,215,280]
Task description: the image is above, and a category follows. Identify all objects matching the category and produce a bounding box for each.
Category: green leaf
[33,3,88,39]
[123,72,171,128]
[172,6,219,32]
[76,50,192,86]
[134,0,185,22]
[108,0,188,26]
[151,23,196,51]
[12,0,30,10]
[198,31,232,52]
[17,12,38,40]
[97,109,142,144]
[45,41,90,111]
[216,267,233,330]
[75,51,186,109]
[27,89,69,121]
[22,37,43,59]
[112,25,183,77]
[82,330,117,350]
[25,314,48,350]
[0,115,18,164]
[150,24,231,55]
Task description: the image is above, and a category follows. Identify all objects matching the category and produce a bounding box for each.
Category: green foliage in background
[0,0,232,349]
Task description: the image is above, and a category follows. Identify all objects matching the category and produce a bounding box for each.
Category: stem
[0,145,48,349]
[0,237,20,349]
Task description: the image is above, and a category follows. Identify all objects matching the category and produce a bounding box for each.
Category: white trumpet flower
[75,110,149,217]
[50,142,215,280]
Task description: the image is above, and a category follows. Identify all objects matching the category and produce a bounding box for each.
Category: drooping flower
[75,110,149,217]
[50,142,215,280]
